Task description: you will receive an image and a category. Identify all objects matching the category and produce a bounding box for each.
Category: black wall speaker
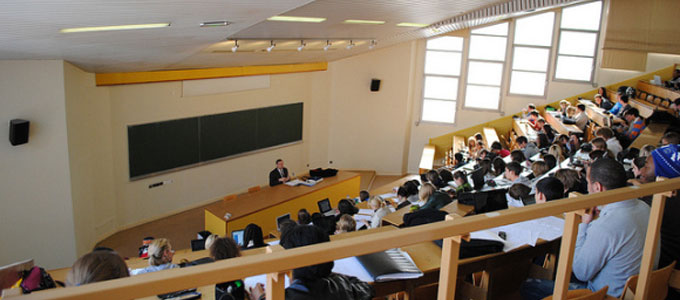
[370,79,381,92]
[9,119,30,146]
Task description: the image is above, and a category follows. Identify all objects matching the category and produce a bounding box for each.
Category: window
[421,36,464,123]
[555,1,602,81]
[464,23,508,110]
[509,12,555,96]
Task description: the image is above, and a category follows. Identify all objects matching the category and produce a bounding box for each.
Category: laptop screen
[276,214,291,231]
[317,198,331,213]
[231,230,244,246]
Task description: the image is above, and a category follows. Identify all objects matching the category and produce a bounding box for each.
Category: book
[355,248,423,282]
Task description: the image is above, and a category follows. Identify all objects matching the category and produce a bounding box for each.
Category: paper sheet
[353,214,372,222]
[482,216,565,252]
[379,193,397,200]
[357,209,374,216]
[245,274,290,290]
[332,256,374,283]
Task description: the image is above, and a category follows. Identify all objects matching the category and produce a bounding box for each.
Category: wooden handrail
[18,178,680,300]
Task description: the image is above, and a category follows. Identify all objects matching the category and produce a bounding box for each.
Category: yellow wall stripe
[95,62,328,86]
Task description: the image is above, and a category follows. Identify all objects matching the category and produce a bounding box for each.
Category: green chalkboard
[127,103,303,179]
[128,118,200,178]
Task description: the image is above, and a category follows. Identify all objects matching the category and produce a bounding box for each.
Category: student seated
[609,94,631,117]
[510,150,526,164]
[530,161,550,180]
[491,157,506,177]
[507,183,532,207]
[297,209,311,225]
[537,133,551,149]
[597,87,610,104]
[404,180,420,204]
[210,237,245,300]
[426,169,446,189]
[522,103,537,118]
[620,108,646,144]
[311,214,336,237]
[452,171,472,195]
[594,93,613,110]
[516,136,539,159]
[478,158,495,181]
[574,104,588,131]
[662,131,680,146]
[542,154,557,170]
[367,197,391,229]
[418,183,452,211]
[554,169,587,195]
[595,127,622,159]
[67,251,129,286]
[453,152,466,169]
[504,162,530,187]
[558,100,570,117]
[548,144,565,162]
[535,119,546,132]
[630,156,647,180]
[493,144,507,161]
[130,238,179,275]
[527,111,540,129]
[639,144,656,157]
[358,190,370,202]
[337,199,359,219]
[204,234,219,251]
[243,224,268,250]
[521,158,656,299]
[542,124,556,144]
[534,177,564,204]
[335,214,357,234]
[395,186,412,210]
[438,169,454,185]
[589,137,609,158]
[250,225,374,300]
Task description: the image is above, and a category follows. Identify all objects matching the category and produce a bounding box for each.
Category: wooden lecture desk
[513,118,537,141]
[482,127,500,148]
[630,122,669,149]
[638,80,680,101]
[204,171,360,237]
[543,111,583,136]
[629,98,656,118]
[579,99,611,127]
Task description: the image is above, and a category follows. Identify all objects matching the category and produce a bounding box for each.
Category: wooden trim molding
[95,62,328,86]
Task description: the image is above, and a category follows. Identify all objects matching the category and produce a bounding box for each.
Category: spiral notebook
[355,248,423,282]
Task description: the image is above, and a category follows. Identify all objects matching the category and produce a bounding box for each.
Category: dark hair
[67,251,129,286]
[474,133,484,141]
[663,131,680,145]
[595,127,614,139]
[243,223,266,249]
[420,173,428,183]
[312,215,336,236]
[528,104,536,110]
[404,180,419,196]
[508,184,531,200]
[591,137,607,150]
[633,156,647,170]
[479,158,492,176]
[536,177,565,201]
[93,246,115,252]
[397,186,409,198]
[599,87,608,99]
[589,158,628,190]
[543,154,557,169]
[298,208,311,225]
[557,134,569,143]
[359,190,370,201]
[337,199,358,216]
[439,169,453,183]
[510,150,526,164]
[620,95,629,103]
[491,141,502,150]
[531,160,550,177]
[516,136,528,145]
[543,124,555,141]
[624,108,640,118]
[529,111,539,117]
[577,104,586,111]
[674,98,680,106]
[537,133,550,149]
[537,118,545,124]
[453,171,468,184]
[492,157,506,176]
[426,170,441,184]
[275,159,283,164]
[454,152,464,163]
[279,219,297,235]
[210,237,241,260]
[280,225,333,281]
[479,149,490,158]
[505,161,523,176]
[589,150,606,160]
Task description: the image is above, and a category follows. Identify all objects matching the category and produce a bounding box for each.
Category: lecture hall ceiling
[0,0,578,73]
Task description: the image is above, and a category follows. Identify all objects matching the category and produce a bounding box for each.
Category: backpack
[20,266,57,293]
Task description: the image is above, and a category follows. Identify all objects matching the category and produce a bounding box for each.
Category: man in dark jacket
[269,159,291,186]
[249,225,374,300]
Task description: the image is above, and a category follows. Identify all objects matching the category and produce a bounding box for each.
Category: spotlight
[231,40,239,53]
[323,40,332,51]
[346,40,355,50]
[297,40,306,52]
[266,40,276,52]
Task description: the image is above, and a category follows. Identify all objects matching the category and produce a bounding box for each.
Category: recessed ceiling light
[267,16,326,23]
[200,21,231,27]
[343,19,385,25]
[397,22,428,27]
[59,23,170,33]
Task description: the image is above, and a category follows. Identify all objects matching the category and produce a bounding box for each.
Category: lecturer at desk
[269,159,291,186]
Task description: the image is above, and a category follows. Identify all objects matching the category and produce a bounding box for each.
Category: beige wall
[327,42,417,175]
[63,62,117,256]
[0,60,77,269]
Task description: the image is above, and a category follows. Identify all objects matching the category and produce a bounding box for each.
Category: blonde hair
[419,183,436,202]
[148,238,172,266]
[204,234,219,251]
[566,106,577,118]
[67,251,129,286]
[531,161,551,177]
[336,214,356,234]
[368,196,386,209]
[548,144,565,161]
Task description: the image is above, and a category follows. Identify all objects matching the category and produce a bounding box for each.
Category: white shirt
[370,207,391,228]
[575,111,588,131]
[606,138,623,159]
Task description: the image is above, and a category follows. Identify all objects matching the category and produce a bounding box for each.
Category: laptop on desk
[318,198,338,217]
[276,213,291,231]
[231,229,244,247]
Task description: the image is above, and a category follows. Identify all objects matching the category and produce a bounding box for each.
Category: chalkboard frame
[127,102,303,181]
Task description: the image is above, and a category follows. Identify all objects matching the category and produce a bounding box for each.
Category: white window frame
[553,0,604,83]
[462,22,509,112]
[507,11,556,98]
[419,36,464,125]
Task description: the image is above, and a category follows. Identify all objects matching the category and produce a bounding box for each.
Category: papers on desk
[284,178,323,187]
[358,208,374,216]
[472,216,564,252]
[245,274,291,290]
[354,214,372,222]
[333,257,375,283]
[379,193,397,200]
